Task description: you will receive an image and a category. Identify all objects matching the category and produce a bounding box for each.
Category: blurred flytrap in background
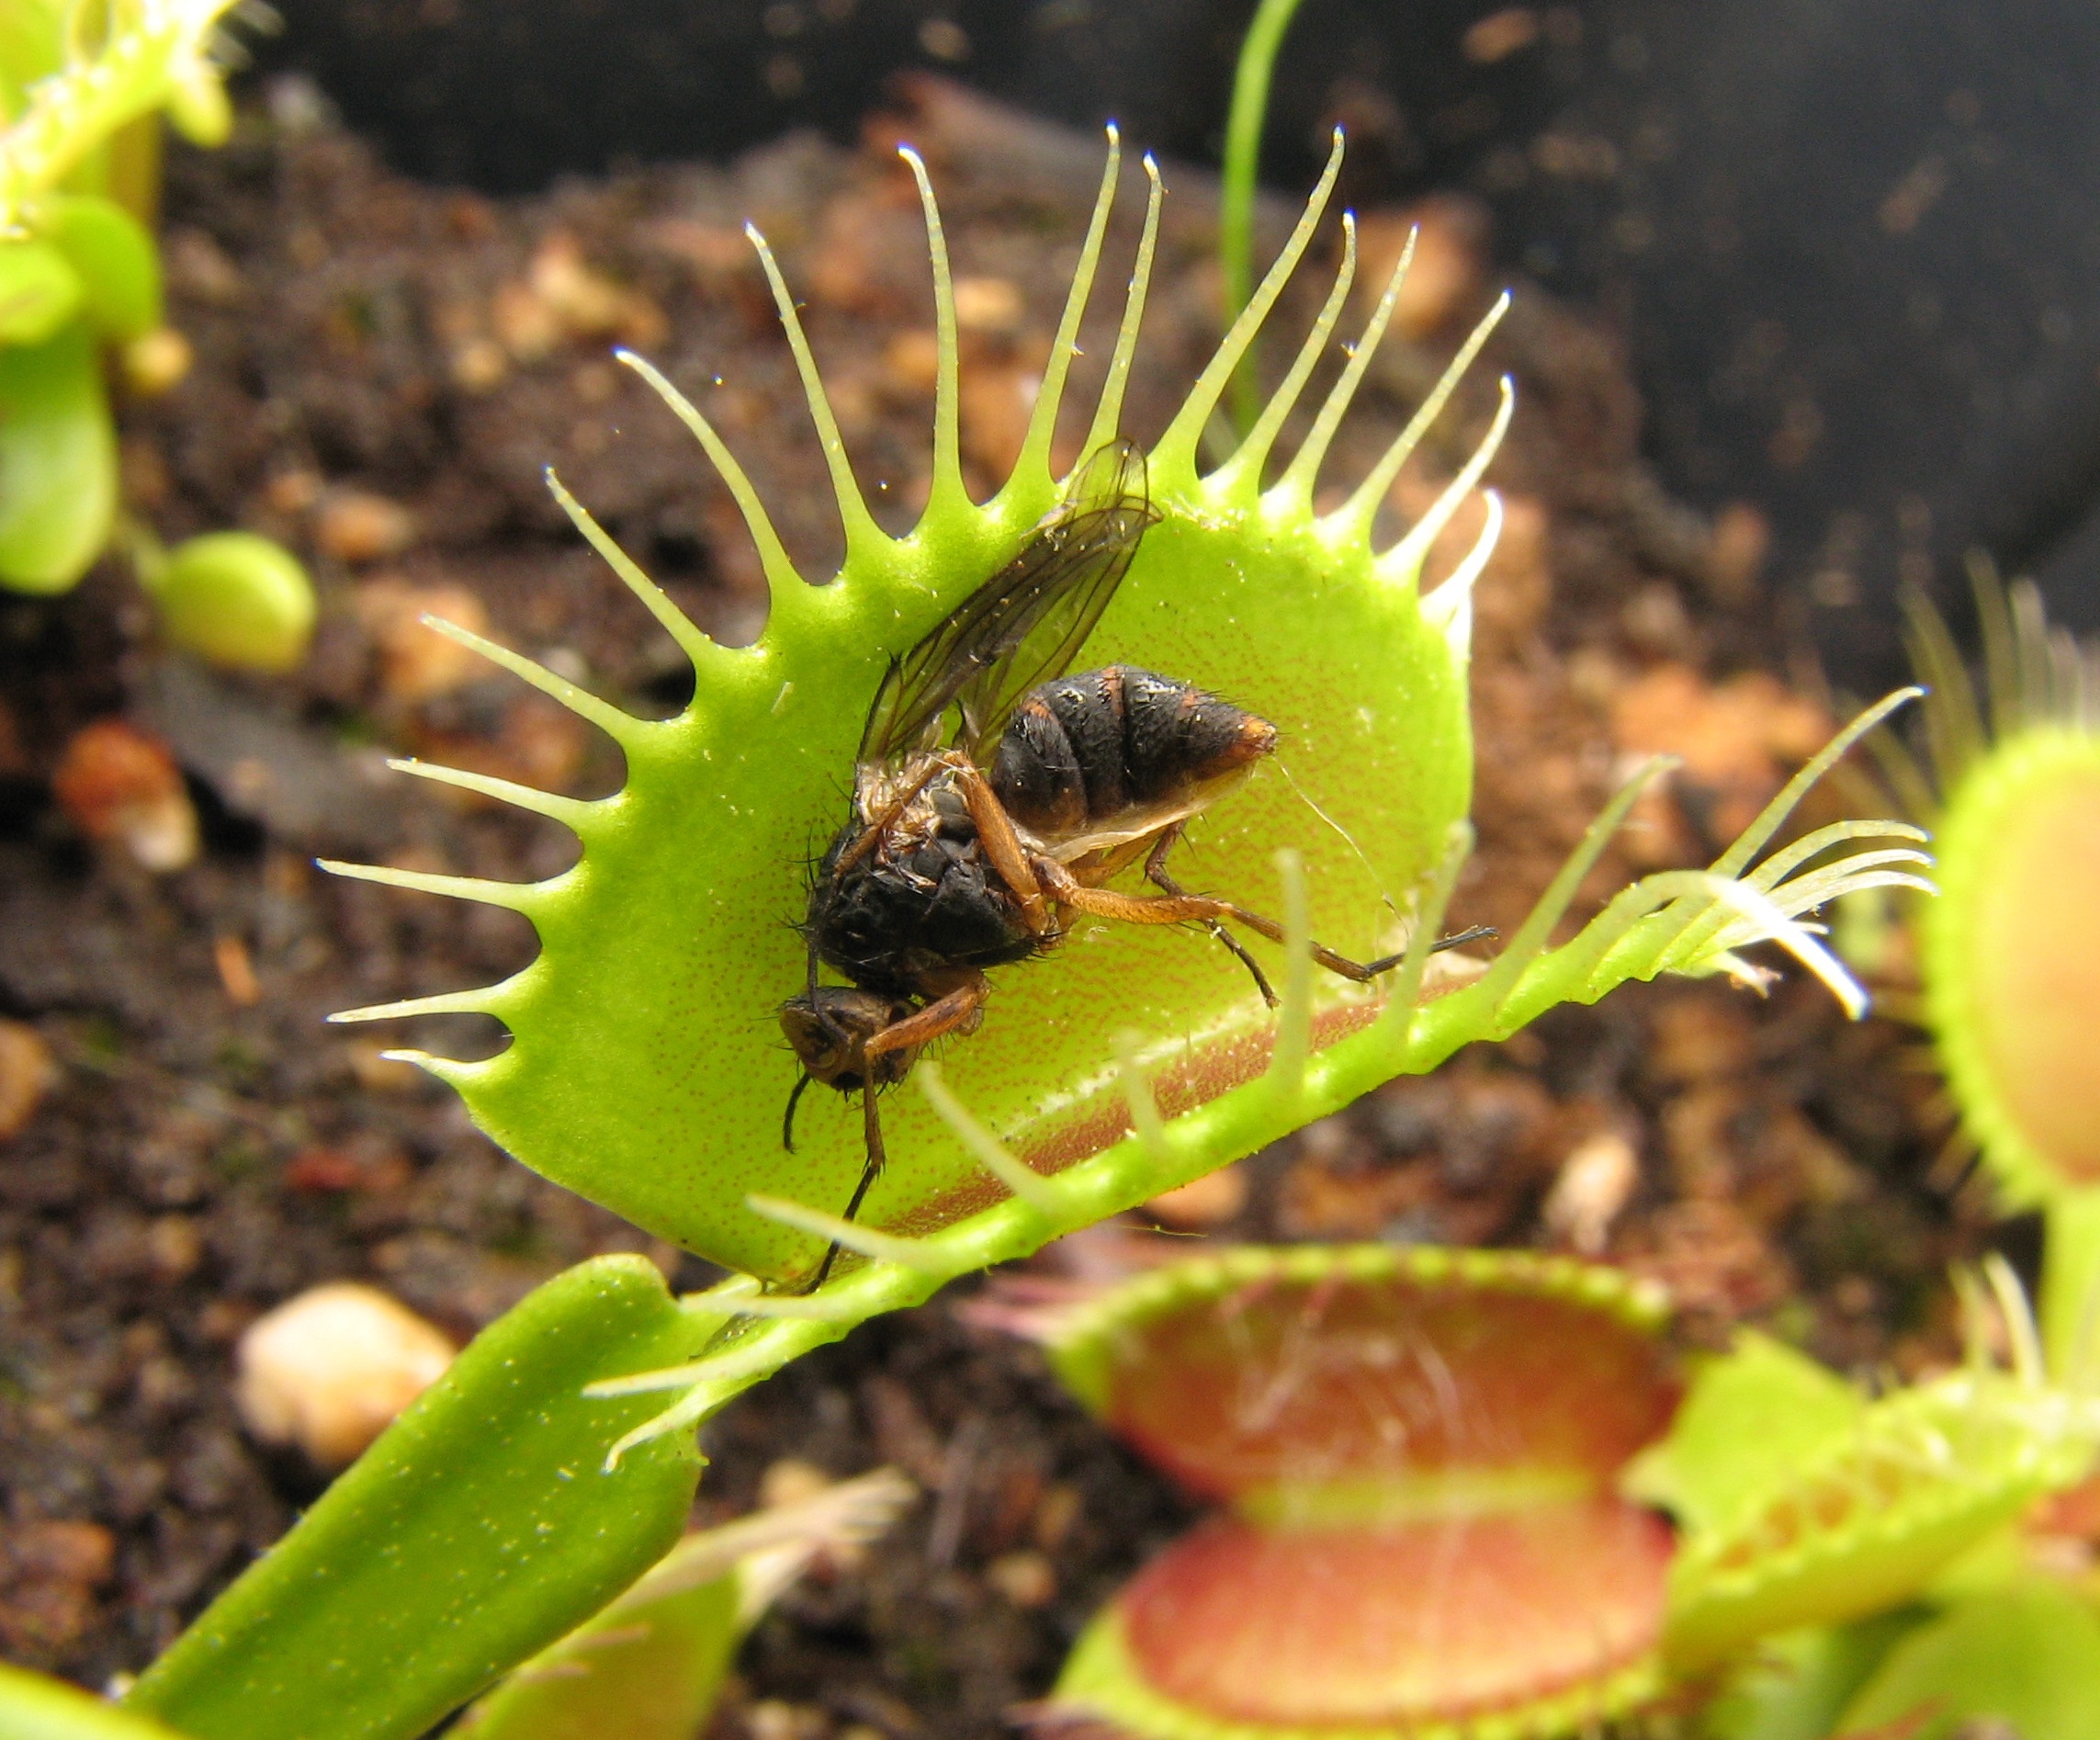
[1,0,313,668]
[981,1243,2100,1740]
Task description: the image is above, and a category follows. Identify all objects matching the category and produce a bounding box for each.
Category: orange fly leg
[949,760,1055,933]
[862,972,991,1065]
[832,756,946,878]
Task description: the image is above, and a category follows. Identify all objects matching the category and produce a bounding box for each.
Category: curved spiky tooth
[316,856,552,916]
[744,1194,955,1273]
[1329,290,1512,548]
[584,1336,801,1397]
[898,147,968,517]
[1113,1032,1175,1167]
[1417,488,1504,663]
[1266,848,1314,1113]
[744,221,888,564]
[1376,374,1516,584]
[603,1383,726,1473]
[414,615,647,751]
[1374,819,1474,1040]
[1272,226,1417,514]
[1079,153,1165,463]
[543,464,733,679]
[1744,819,1930,892]
[326,988,500,1025]
[383,755,599,831]
[611,351,826,640]
[1210,213,1358,504]
[1472,757,1677,1017]
[1710,687,1923,877]
[1644,870,1870,1018]
[917,1062,1063,1212]
[1004,125,1123,503]
[1150,130,1346,488]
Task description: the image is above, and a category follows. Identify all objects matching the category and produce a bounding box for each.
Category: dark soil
[0,76,1987,1736]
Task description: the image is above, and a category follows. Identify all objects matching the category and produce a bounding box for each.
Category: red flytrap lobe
[1000,1246,1682,1738]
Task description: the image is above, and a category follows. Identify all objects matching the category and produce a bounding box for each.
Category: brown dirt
[0,76,1989,1735]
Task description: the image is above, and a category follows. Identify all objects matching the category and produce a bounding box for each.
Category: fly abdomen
[990,665,1277,834]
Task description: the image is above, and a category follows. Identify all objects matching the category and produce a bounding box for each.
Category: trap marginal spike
[1265,848,1314,1113]
[1335,291,1513,546]
[898,146,966,514]
[1008,124,1123,499]
[415,616,646,749]
[1275,224,1417,512]
[1152,129,1345,484]
[326,989,497,1026]
[1380,375,1516,581]
[384,756,597,830]
[744,1194,955,1274]
[917,1063,1064,1214]
[1416,488,1504,661]
[743,221,886,559]
[1213,213,1358,503]
[1079,153,1164,466]
[1471,758,1676,1019]
[615,349,813,620]
[317,857,548,916]
[543,466,724,675]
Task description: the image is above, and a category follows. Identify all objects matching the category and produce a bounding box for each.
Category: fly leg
[1143,827,1492,975]
[805,975,990,1291]
[947,760,1054,934]
[1140,823,1277,1006]
[1042,842,1489,987]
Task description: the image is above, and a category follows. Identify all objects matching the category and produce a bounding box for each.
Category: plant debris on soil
[0,73,1992,1736]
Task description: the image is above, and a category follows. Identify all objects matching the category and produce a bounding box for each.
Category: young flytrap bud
[322,135,1925,1459]
[980,1248,2100,1740]
[147,529,317,672]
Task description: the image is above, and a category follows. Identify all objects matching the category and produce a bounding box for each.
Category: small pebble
[121,327,193,397]
[984,1548,1056,1609]
[234,1282,456,1468]
[51,718,199,873]
[761,1458,836,1509]
[1145,1163,1248,1229]
[353,577,491,703]
[1543,1130,1640,1255]
[0,1021,58,1142]
[953,275,1022,335]
[315,489,417,565]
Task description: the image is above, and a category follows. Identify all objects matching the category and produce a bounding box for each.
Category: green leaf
[0,1663,191,1740]
[0,235,85,344]
[1622,1331,1863,1539]
[461,1466,913,1740]
[42,195,162,340]
[152,531,316,672]
[461,1561,739,1740]
[0,320,116,593]
[1696,1615,1925,1740]
[125,1256,709,1740]
[1662,1370,2100,1673]
[0,0,243,224]
[2043,1185,2100,1390]
[1835,1581,2100,1740]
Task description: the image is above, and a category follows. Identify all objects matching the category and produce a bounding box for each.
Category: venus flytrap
[322,134,1922,1466]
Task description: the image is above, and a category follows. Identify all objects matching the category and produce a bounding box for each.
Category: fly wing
[858,440,1157,764]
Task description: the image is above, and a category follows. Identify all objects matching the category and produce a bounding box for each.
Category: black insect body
[778,441,1485,1286]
